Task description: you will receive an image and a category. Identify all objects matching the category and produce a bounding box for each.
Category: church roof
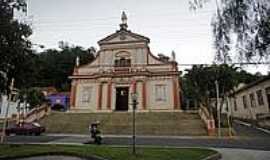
[98,11,150,45]
[97,29,150,45]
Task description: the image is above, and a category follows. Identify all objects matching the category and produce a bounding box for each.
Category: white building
[69,12,181,113]
[229,76,270,120]
[0,92,19,119]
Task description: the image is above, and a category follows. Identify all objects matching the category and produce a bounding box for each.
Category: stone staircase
[40,111,207,136]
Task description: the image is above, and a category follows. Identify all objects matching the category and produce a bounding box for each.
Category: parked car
[3,122,45,136]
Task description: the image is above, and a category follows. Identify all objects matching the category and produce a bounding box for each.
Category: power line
[177,62,270,66]
[26,9,215,22]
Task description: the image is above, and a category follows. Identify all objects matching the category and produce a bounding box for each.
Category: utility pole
[130,80,138,155]
[1,78,15,143]
[226,96,232,137]
[215,80,221,138]
[131,93,138,155]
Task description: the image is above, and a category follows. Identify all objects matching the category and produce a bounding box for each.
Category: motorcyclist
[89,121,102,144]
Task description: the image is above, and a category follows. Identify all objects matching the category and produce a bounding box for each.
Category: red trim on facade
[70,81,77,108]
[72,63,176,69]
[107,81,112,110]
[142,81,146,110]
[69,71,180,79]
[97,83,103,110]
[131,80,137,93]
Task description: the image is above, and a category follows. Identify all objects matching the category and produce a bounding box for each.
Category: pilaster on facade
[97,83,103,110]
[142,81,147,110]
[107,81,112,110]
[70,80,77,108]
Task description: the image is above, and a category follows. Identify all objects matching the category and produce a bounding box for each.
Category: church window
[81,87,92,103]
[114,58,131,67]
[155,84,167,102]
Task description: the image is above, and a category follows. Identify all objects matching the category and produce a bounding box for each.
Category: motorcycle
[90,121,102,144]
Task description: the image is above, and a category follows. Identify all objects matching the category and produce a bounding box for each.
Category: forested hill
[31,45,96,91]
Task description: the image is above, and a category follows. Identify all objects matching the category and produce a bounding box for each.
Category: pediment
[98,30,150,45]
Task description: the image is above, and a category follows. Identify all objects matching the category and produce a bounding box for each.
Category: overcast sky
[24,0,268,74]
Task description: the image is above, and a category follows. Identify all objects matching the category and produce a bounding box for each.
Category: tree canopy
[0,1,95,95]
[34,44,95,91]
[0,0,32,93]
[182,64,262,109]
[190,0,270,63]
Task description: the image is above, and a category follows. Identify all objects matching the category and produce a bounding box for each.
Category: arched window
[114,51,131,67]
[114,58,131,67]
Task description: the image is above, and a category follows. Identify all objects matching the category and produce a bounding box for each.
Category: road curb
[202,152,222,160]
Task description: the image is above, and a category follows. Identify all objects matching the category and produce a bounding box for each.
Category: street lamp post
[131,92,138,155]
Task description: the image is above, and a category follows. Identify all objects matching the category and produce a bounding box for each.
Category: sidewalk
[215,148,270,160]
[45,133,239,139]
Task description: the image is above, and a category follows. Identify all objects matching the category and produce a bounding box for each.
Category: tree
[182,64,262,126]
[0,0,33,93]
[19,88,46,109]
[182,64,261,110]
[34,43,95,91]
[190,0,270,63]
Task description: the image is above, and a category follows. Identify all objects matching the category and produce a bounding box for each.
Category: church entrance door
[115,87,129,111]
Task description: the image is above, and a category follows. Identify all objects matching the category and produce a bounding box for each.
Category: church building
[69,12,181,112]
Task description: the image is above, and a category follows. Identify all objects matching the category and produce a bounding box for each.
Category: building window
[249,93,256,108]
[81,87,92,103]
[234,98,237,111]
[155,85,167,102]
[114,58,131,67]
[256,90,264,106]
[242,95,248,109]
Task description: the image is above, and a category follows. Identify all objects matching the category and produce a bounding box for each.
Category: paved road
[5,120,270,159]
[233,120,270,138]
[5,135,270,151]
[5,120,270,152]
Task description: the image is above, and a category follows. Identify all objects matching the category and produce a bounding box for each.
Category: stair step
[40,112,207,136]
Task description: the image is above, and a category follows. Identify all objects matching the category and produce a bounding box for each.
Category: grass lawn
[0,144,217,160]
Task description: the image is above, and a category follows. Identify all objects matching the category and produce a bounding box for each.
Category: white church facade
[69,12,181,112]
